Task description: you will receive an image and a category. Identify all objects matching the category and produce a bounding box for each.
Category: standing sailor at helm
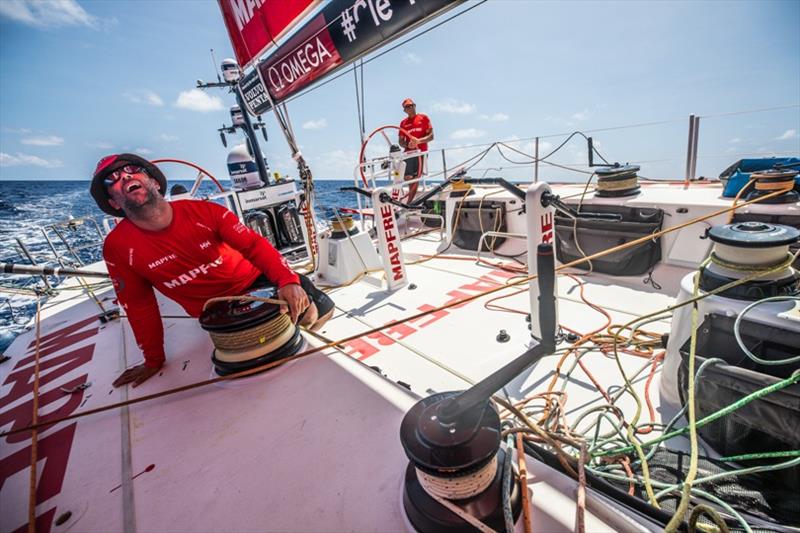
[398,98,434,203]
[90,154,334,388]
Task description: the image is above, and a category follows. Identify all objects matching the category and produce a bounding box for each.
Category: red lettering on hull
[1,316,99,533]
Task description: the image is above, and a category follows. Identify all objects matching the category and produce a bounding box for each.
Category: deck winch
[744,168,799,204]
[399,244,557,532]
[399,392,521,532]
[660,222,800,490]
[199,285,304,376]
[329,214,357,238]
[594,164,641,197]
[699,221,800,300]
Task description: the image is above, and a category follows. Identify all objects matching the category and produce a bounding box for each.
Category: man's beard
[122,187,159,216]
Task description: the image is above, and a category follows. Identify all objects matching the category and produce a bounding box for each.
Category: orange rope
[636,352,665,435]
[516,432,533,533]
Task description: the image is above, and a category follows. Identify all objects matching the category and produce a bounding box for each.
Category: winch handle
[462,177,525,201]
[340,186,372,198]
[437,243,557,423]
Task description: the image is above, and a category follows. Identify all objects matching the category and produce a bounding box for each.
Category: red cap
[402,98,415,108]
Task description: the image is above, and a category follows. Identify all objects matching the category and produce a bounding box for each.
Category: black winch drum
[329,214,358,239]
[594,164,641,198]
[199,286,303,376]
[744,169,799,204]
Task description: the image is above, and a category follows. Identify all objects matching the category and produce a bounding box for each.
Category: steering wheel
[151,158,226,195]
[358,124,416,189]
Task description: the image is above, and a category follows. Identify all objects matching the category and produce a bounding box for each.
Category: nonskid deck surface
[322,228,679,439]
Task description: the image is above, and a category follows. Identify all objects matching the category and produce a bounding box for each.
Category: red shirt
[103,199,299,368]
[399,113,432,152]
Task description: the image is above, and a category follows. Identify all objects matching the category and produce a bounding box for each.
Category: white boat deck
[2,180,796,532]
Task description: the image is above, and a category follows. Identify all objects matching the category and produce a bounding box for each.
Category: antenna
[210,48,221,83]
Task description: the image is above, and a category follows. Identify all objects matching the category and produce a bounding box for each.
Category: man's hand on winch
[113,363,161,388]
[278,283,309,323]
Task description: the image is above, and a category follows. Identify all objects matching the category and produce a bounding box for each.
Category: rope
[416,456,498,500]
[201,294,286,311]
[596,176,638,192]
[515,432,533,533]
[664,262,705,532]
[2,186,790,439]
[27,299,42,533]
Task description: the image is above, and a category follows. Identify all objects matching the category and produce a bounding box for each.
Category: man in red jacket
[398,98,434,203]
[90,153,333,388]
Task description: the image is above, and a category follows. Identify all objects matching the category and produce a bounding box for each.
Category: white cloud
[431,98,476,114]
[571,109,590,121]
[305,149,359,178]
[777,129,797,140]
[175,89,224,113]
[728,138,741,144]
[2,127,31,134]
[479,112,509,122]
[85,141,114,149]
[123,89,164,107]
[134,148,153,155]
[0,152,63,168]
[451,128,486,140]
[21,135,64,146]
[0,0,99,29]
[302,118,327,130]
[403,52,422,65]
[158,134,179,142]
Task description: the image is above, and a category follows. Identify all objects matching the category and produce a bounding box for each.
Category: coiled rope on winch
[200,294,301,369]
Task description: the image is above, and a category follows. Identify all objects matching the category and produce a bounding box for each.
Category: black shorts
[404,154,425,179]
[248,273,334,319]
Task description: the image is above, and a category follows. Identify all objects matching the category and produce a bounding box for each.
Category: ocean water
[0,179,362,354]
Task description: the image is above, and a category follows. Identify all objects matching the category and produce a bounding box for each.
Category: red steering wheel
[151,158,226,193]
[358,124,416,189]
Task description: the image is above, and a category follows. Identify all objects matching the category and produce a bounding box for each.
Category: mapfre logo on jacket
[162,256,224,289]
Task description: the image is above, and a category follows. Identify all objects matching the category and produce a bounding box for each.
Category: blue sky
[1,0,798,183]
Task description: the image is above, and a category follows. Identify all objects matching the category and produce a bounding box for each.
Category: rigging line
[281,1,488,106]
[698,103,800,119]
[2,188,790,438]
[27,299,42,533]
[352,62,364,142]
[359,58,366,135]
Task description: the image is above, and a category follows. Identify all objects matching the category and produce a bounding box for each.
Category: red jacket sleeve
[210,202,300,288]
[103,237,166,369]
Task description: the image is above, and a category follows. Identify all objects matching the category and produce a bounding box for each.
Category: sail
[218,0,322,68]
[238,0,462,114]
